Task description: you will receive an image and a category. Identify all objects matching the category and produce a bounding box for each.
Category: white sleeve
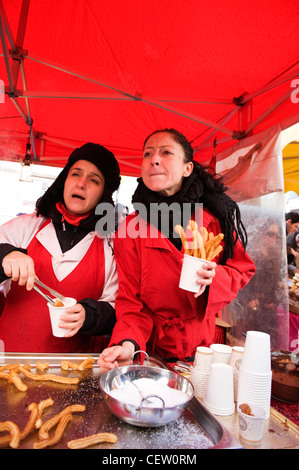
[0,213,46,295]
[0,212,45,248]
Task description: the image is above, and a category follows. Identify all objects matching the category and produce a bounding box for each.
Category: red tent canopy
[0,0,299,176]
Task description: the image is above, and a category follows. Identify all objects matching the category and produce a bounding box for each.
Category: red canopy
[0,0,299,176]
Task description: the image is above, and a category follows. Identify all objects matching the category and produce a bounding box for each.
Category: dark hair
[143,128,194,162]
[285,211,299,223]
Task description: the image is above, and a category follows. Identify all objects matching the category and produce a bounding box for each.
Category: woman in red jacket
[98,128,256,367]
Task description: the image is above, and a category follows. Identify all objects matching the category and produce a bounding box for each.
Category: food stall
[0,0,299,451]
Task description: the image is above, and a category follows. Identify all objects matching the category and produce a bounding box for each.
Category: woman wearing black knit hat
[98,129,256,368]
[0,143,120,353]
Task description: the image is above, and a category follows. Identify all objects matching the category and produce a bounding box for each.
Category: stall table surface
[0,353,298,450]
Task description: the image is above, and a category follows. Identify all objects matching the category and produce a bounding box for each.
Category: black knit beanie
[36,143,121,217]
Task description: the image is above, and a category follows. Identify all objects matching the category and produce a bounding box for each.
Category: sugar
[110,377,189,408]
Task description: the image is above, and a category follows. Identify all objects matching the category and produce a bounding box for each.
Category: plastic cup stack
[237,331,272,419]
[190,346,213,399]
[229,346,244,402]
[210,343,232,364]
[204,363,235,416]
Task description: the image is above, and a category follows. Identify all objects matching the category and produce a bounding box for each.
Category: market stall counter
[0,353,240,450]
[0,352,298,450]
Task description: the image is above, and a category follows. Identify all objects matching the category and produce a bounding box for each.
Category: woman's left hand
[59,303,86,337]
[194,260,217,298]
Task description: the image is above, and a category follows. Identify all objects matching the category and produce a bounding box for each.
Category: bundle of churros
[175,220,224,261]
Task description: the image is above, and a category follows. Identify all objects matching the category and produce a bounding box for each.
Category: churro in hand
[175,220,224,261]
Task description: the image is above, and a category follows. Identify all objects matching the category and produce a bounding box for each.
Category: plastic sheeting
[219,131,289,350]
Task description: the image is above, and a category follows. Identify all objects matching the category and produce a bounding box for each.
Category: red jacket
[110,209,256,360]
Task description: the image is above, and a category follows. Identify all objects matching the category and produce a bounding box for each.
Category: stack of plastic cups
[204,363,235,416]
[210,343,232,364]
[229,346,244,402]
[190,346,213,399]
[237,331,272,419]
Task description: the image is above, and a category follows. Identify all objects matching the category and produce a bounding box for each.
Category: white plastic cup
[193,346,213,373]
[210,343,232,364]
[241,331,271,375]
[47,297,76,337]
[179,254,206,293]
[238,402,266,447]
[204,363,235,416]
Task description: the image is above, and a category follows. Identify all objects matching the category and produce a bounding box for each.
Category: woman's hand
[2,250,36,290]
[194,260,217,298]
[97,341,135,372]
[59,303,86,337]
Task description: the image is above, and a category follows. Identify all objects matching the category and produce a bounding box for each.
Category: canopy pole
[26,54,239,138]
[0,13,14,93]
[242,67,299,104]
[245,86,299,135]
[193,107,241,149]
[0,0,37,160]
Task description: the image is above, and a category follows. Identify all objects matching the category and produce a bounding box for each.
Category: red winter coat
[110,209,255,360]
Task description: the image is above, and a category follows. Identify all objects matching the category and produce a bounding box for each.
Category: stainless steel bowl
[99,365,194,427]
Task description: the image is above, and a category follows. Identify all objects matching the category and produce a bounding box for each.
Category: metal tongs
[33,278,65,305]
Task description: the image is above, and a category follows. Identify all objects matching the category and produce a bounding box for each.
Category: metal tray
[0,353,240,449]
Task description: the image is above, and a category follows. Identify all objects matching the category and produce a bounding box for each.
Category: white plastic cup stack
[204,363,235,416]
[210,343,232,364]
[47,297,76,337]
[190,346,213,399]
[179,254,206,293]
[229,346,244,402]
[237,331,272,419]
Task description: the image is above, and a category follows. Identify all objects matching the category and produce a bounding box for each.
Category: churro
[239,403,254,416]
[0,363,20,372]
[204,232,224,261]
[35,397,54,429]
[174,225,193,255]
[187,220,206,259]
[18,365,79,385]
[61,357,95,371]
[67,432,118,449]
[0,421,20,449]
[34,413,72,449]
[38,404,86,440]
[78,357,95,370]
[20,403,39,441]
[0,371,10,381]
[0,402,39,448]
[175,220,224,261]
[36,362,49,371]
[9,368,28,392]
